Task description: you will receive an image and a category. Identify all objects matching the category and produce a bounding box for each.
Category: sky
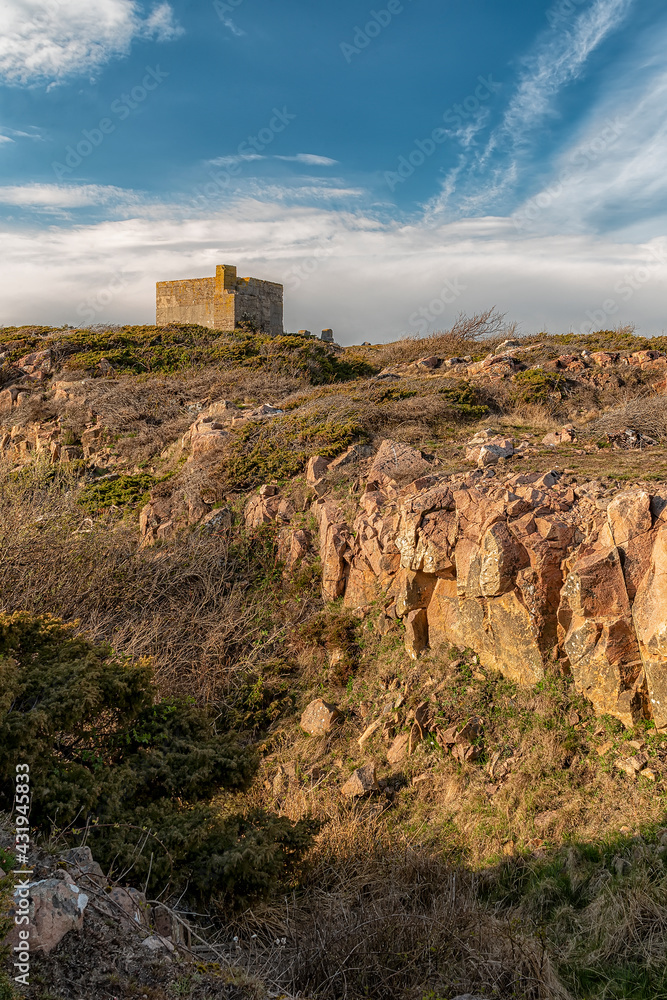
[0,0,666,343]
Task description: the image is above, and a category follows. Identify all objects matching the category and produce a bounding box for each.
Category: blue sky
[1,0,666,341]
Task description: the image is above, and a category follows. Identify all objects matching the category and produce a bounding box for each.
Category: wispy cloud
[0,183,141,208]
[501,0,634,146]
[0,0,183,86]
[511,49,667,236]
[427,0,635,218]
[207,152,338,168]
[275,153,338,166]
[0,125,44,145]
[216,13,245,36]
[207,153,265,167]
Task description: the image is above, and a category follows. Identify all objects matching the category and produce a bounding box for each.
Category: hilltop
[2,312,667,1000]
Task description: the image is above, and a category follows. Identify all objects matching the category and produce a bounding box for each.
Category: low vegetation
[0,612,316,909]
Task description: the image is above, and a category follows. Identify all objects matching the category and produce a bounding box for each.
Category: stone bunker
[156,264,283,335]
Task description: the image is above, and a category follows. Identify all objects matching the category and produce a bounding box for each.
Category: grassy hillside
[2,315,667,999]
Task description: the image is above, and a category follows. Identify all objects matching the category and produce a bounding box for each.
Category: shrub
[222,411,367,489]
[437,380,489,421]
[511,369,568,404]
[0,613,317,909]
[21,324,376,383]
[78,473,158,515]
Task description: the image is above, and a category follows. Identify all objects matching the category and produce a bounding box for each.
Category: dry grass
[0,459,316,702]
[591,394,667,442]
[355,309,517,368]
[233,822,571,1000]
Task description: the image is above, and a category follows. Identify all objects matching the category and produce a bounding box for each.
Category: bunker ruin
[156,264,283,335]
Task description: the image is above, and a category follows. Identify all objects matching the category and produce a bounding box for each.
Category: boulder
[307,455,330,485]
[478,521,529,597]
[478,438,514,467]
[58,846,105,886]
[245,491,293,530]
[328,443,374,472]
[367,439,432,487]
[495,339,521,354]
[8,879,88,955]
[314,500,352,601]
[277,528,312,573]
[341,764,380,798]
[142,934,175,953]
[0,387,20,413]
[542,425,576,447]
[388,568,437,618]
[17,348,53,375]
[387,732,411,764]
[415,355,441,369]
[590,351,618,366]
[606,490,654,600]
[633,525,667,729]
[300,699,342,736]
[200,507,232,533]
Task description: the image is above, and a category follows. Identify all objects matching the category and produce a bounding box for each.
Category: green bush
[511,369,568,404]
[0,613,316,909]
[78,473,157,515]
[437,380,489,421]
[223,411,367,489]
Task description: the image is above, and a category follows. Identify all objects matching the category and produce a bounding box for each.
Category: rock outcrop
[293,439,667,729]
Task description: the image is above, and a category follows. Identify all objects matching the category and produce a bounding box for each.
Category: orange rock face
[300,439,667,730]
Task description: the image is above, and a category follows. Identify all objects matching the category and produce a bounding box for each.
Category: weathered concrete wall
[233,277,284,334]
[156,277,215,328]
[156,264,283,334]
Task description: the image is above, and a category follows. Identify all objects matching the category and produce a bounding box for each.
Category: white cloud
[207,153,338,168]
[0,0,183,86]
[215,11,245,37]
[207,154,266,167]
[275,154,338,166]
[0,183,140,207]
[506,19,667,238]
[1,196,665,340]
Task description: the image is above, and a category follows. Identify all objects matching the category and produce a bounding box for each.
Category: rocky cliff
[239,439,667,731]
